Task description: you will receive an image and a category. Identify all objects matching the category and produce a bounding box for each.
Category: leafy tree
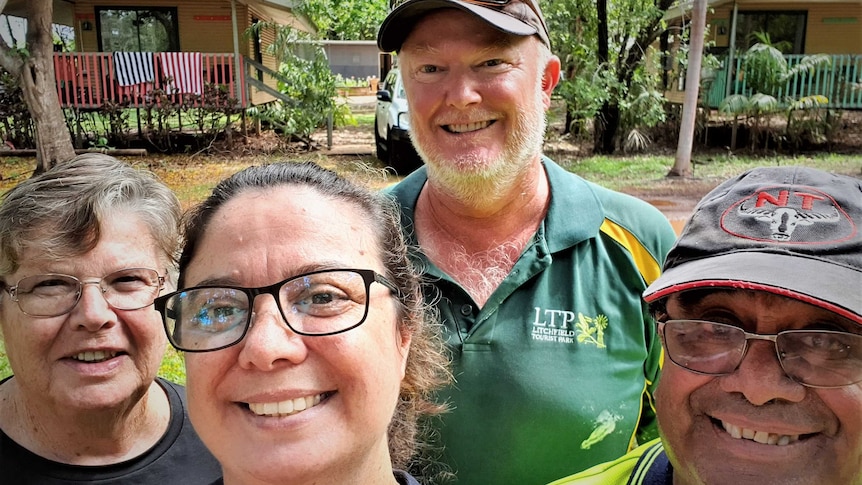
[544,0,674,154]
[0,0,75,173]
[296,0,387,40]
[0,67,35,149]
[543,0,602,137]
[246,22,345,147]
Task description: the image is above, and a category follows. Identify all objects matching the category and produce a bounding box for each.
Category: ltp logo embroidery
[720,185,854,244]
[531,307,608,347]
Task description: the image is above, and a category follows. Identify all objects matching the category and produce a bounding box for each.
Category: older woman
[154,162,450,485]
[0,154,221,483]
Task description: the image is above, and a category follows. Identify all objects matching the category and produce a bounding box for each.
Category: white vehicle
[374,68,422,174]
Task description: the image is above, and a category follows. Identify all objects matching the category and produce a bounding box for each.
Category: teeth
[74,350,117,362]
[727,423,742,439]
[249,394,323,417]
[447,121,491,133]
[721,421,799,446]
[278,399,294,414]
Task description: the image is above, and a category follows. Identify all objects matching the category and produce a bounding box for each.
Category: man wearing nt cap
[378,1,677,483]
[551,166,862,485]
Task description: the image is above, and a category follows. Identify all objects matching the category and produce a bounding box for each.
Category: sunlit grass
[558,152,862,192]
[353,112,375,126]
[0,340,9,380]
[159,346,186,385]
[144,157,260,209]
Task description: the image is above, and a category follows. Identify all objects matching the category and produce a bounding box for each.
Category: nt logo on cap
[721,185,853,243]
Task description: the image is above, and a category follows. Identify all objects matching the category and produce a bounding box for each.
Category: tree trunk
[594,0,609,151]
[596,0,608,66]
[594,103,620,154]
[670,0,707,178]
[592,0,617,154]
[1,0,76,174]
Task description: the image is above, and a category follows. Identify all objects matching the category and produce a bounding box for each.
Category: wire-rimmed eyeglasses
[659,319,862,388]
[5,268,165,318]
[154,268,402,353]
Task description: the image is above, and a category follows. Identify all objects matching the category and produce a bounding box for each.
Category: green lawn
[557,152,862,192]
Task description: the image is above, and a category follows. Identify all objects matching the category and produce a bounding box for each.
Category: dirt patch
[312,124,374,156]
[619,177,723,225]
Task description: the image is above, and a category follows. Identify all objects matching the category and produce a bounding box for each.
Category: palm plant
[719,32,831,150]
[719,92,779,149]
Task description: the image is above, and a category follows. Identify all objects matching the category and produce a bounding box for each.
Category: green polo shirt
[548,438,671,485]
[386,158,677,485]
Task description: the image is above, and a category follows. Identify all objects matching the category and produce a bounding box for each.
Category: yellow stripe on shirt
[600,219,663,284]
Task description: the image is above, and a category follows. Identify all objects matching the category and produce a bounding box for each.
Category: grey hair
[0,153,181,277]
[537,40,553,69]
[179,161,450,470]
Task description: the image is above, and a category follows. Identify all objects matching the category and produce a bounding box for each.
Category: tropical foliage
[741,33,831,97]
[245,22,350,147]
[544,0,674,154]
[296,0,387,40]
[719,33,833,150]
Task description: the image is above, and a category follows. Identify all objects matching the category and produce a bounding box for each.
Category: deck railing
[705,54,862,109]
[53,52,248,109]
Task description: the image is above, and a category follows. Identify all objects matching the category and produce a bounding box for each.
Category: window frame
[95,6,180,53]
[734,10,808,55]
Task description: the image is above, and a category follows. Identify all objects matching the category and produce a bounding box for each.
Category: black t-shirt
[0,377,222,484]
[209,469,420,484]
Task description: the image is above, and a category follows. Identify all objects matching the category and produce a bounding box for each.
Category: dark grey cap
[644,166,862,325]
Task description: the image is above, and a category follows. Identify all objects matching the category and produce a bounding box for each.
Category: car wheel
[387,131,404,173]
[387,133,422,175]
[374,117,388,163]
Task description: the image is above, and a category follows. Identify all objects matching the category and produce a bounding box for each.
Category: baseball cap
[377,0,551,53]
[644,166,862,325]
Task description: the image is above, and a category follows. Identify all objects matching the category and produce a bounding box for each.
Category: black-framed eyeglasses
[154,268,402,352]
[5,268,165,318]
[659,319,862,388]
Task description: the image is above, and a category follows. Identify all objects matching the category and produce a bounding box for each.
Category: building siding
[708,2,861,54]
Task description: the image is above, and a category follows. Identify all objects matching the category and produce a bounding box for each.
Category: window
[96,7,179,52]
[735,11,807,54]
[252,17,263,81]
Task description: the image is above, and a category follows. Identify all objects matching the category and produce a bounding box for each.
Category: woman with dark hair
[155,162,450,485]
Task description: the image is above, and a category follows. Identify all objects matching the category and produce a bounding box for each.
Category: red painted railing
[53,52,248,109]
